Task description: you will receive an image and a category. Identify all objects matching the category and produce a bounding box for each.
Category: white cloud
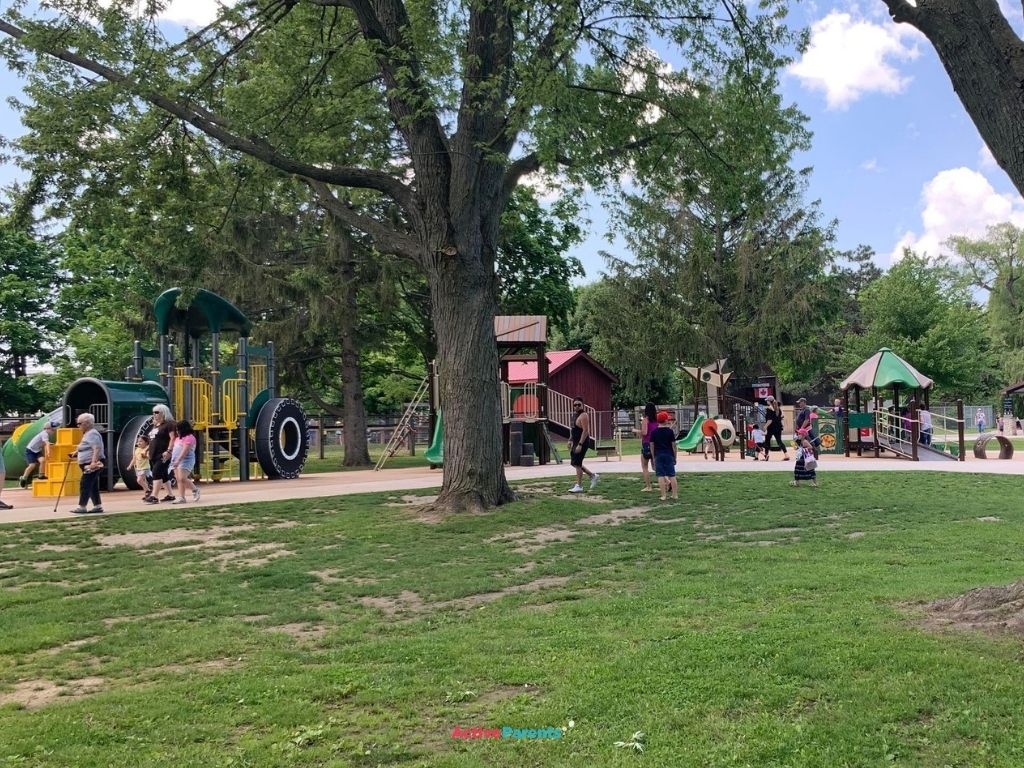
[861,158,880,172]
[890,167,1024,262]
[156,1,227,26]
[979,143,998,170]
[787,11,921,110]
[520,170,564,203]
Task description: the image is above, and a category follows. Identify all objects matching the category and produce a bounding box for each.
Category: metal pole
[159,334,170,396]
[267,341,276,399]
[210,332,221,424]
[133,340,144,380]
[910,398,919,461]
[319,415,325,460]
[872,386,880,458]
[239,337,250,482]
[957,399,965,461]
[167,342,177,416]
[844,389,850,457]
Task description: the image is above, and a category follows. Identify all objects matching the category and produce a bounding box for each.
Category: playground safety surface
[3,450,1023,526]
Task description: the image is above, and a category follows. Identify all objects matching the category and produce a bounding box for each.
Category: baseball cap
[656,411,670,423]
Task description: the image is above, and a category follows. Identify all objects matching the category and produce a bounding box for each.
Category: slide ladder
[539,421,563,464]
[375,375,430,471]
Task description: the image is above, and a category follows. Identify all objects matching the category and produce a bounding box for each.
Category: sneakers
[161,495,175,503]
[143,496,158,504]
[590,473,600,490]
[91,506,104,514]
[70,506,89,514]
[37,474,47,481]
[171,497,187,505]
[568,484,584,493]
[192,488,201,502]
[0,500,12,510]
[18,476,28,489]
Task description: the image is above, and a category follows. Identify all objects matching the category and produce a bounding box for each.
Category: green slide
[1,409,61,477]
[676,413,708,451]
[424,410,443,467]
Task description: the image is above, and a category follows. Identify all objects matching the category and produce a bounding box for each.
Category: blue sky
[1,0,1022,282]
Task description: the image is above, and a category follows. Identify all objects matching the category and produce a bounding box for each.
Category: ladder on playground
[538,421,563,464]
[375,375,430,471]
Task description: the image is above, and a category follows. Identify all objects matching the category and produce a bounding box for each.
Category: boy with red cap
[649,411,678,500]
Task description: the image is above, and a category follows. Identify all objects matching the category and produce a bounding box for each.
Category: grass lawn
[4,473,1024,766]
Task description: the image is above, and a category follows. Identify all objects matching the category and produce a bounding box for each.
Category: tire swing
[254,398,310,479]
[116,414,154,491]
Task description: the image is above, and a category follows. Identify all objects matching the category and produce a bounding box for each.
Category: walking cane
[52,455,73,515]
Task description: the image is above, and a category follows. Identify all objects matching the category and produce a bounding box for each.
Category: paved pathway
[1,449,1021,526]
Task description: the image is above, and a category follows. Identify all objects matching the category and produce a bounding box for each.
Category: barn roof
[507,349,617,384]
[494,315,547,346]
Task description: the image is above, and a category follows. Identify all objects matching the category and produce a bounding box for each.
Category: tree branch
[0,17,418,213]
[304,179,423,263]
[880,0,921,26]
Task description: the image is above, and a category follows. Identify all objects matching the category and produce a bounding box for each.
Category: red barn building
[507,350,617,438]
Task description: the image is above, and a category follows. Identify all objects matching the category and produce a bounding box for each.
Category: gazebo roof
[840,347,934,391]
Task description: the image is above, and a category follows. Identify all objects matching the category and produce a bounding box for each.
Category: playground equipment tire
[117,414,154,491]
[973,433,1014,460]
[254,397,310,479]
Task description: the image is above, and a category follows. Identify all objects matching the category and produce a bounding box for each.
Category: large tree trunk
[428,243,515,513]
[337,226,371,467]
[883,0,1024,196]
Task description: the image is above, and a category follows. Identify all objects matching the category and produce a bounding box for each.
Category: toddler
[127,434,153,500]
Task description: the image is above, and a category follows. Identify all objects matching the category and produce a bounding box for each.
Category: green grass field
[4,472,1024,765]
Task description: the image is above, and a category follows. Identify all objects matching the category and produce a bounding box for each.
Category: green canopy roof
[839,348,933,391]
[154,288,252,338]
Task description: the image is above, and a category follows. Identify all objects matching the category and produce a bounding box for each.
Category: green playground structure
[1,408,62,478]
[424,410,444,467]
[676,413,708,451]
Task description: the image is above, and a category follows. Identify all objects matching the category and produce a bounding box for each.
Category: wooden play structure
[680,358,737,457]
[840,347,964,461]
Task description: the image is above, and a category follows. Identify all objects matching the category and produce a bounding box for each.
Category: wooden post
[738,411,745,461]
[957,399,965,461]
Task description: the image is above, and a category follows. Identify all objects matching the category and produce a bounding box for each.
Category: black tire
[254,398,309,479]
[117,414,154,491]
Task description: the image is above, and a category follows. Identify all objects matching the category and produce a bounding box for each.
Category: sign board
[1003,396,1014,414]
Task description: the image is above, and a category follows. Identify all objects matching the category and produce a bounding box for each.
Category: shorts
[151,457,172,482]
[24,449,43,464]
[569,444,588,467]
[0,447,5,474]
[641,443,652,460]
[654,452,676,477]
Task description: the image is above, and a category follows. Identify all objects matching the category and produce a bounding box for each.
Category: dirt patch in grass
[36,544,76,553]
[360,590,426,616]
[0,677,106,710]
[474,683,542,707]
[385,495,439,507]
[922,580,1024,635]
[734,527,801,536]
[577,507,651,526]
[30,560,55,571]
[96,525,255,549]
[207,543,293,570]
[311,569,379,585]
[359,577,573,617]
[555,494,607,503]
[846,531,866,539]
[976,516,1002,522]
[266,622,329,642]
[269,520,302,529]
[488,526,576,554]
[157,658,240,675]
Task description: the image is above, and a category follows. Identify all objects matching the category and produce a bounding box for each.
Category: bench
[594,445,620,461]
